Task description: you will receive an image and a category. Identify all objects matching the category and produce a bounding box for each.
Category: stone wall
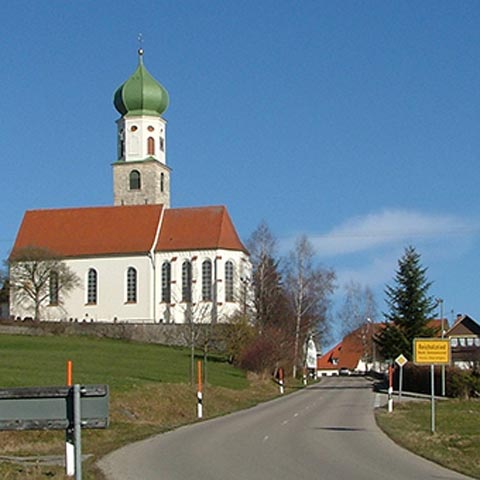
[0,319,229,350]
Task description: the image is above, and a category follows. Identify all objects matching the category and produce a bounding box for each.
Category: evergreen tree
[0,271,8,304]
[376,246,438,360]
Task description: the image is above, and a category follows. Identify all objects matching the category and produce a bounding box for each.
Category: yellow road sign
[395,354,408,367]
[413,338,451,365]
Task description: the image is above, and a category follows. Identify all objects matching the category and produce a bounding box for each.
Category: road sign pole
[394,354,408,403]
[398,365,403,402]
[430,365,435,434]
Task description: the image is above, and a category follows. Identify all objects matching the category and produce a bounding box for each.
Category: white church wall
[68,255,153,322]
[154,249,251,324]
[27,255,154,323]
[10,250,252,324]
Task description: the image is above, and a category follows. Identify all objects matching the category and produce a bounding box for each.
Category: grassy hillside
[0,334,249,390]
[0,334,280,479]
[376,400,480,479]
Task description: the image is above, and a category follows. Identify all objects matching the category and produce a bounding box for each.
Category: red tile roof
[157,206,247,252]
[11,204,247,258]
[317,343,342,370]
[317,323,384,371]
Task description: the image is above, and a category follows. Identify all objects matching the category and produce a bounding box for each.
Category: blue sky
[2,1,480,339]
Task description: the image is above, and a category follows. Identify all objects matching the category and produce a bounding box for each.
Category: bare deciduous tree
[247,221,291,331]
[338,280,378,338]
[9,246,80,321]
[284,235,336,378]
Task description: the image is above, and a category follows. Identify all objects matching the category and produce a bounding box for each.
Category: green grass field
[0,334,248,390]
[376,400,480,479]
[0,334,279,479]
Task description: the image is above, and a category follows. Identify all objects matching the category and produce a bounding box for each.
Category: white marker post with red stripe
[278,367,285,395]
[387,364,394,413]
[65,360,75,476]
[197,360,203,419]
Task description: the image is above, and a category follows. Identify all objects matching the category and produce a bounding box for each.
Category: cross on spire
[137,33,144,56]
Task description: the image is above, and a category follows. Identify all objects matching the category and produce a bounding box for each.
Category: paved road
[99,376,473,480]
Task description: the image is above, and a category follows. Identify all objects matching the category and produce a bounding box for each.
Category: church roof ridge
[12,204,247,259]
[12,204,164,258]
[157,205,247,253]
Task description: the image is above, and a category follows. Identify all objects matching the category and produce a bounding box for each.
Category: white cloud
[278,208,479,299]
[309,209,476,257]
[335,254,397,290]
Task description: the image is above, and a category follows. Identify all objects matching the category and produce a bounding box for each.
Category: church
[10,49,250,324]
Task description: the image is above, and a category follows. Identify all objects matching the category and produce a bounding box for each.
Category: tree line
[2,228,454,377]
[225,221,336,377]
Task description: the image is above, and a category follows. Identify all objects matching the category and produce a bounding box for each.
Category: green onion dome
[113,49,169,117]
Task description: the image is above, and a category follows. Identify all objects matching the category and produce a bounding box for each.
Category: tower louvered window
[147,137,155,155]
[129,170,141,190]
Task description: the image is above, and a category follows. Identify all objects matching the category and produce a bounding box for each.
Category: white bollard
[388,386,394,413]
[197,391,203,419]
[65,431,75,476]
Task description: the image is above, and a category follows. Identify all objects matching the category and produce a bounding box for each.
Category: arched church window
[126,267,137,303]
[161,261,171,303]
[182,260,192,303]
[202,260,212,301]
[147,137,155,155]
[87,268,97,305]
[225,261,234,302]
[129,170,141,190]
[49,271,59,305]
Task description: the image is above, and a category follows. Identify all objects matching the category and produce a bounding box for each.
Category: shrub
[393,363,480,398]
[238,327,293,374]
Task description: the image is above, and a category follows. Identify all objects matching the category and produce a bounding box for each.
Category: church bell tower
[112,49,171,207]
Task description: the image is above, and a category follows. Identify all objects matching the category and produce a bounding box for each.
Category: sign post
[0,384,109,479]
[395,354,408,401]
[413,338,451,433]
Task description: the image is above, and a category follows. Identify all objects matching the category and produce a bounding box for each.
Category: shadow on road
[314,426,367,432]
[310,383,373,391]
